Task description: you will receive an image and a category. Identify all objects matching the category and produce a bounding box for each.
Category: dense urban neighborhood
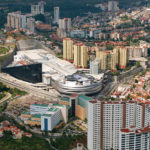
[0,0,149,150]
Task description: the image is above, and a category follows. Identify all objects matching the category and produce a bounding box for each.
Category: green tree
[127,94,131,100]
[135,79,138,83]
[34,14,46,23]
[136,61,141,68]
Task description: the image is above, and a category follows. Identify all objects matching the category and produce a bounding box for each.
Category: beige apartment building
[74,43,88,68]
[96,46,128,71]
[118,47,128,69]
[63,38,74,62]
[96,50,118,71]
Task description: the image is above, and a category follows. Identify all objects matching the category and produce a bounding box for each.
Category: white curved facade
[13,48,104,95]
[51,76,103,95]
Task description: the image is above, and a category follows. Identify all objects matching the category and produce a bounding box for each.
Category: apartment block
[59,18,71,32]
[54,7,59,24]
[119,47,128,69]
[31,1,45,16]
[120,126,150,150]
[63,38,74,62]
[7,12,27,29]
[96,46,128,71]
[87,100,150,150]
[74,43,88,68]
[96,50,117,71]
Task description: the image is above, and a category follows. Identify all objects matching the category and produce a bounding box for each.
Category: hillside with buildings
[0,0,149,149]
[0,0,146,28]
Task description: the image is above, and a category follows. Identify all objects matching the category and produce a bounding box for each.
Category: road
[95,80,118,99]
[0,73,59,101]
[0,92,11,104]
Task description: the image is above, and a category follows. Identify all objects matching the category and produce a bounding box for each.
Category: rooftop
[23,112,31,115]
[16,49,77,77]
[120,126,150,134]
[48,108,59,112]
[53,104,64,107]
[61,97,70,102]
[32,114,41,118]
[42,114,52,117]
[27,118,41,122]
[78,94,92,101]
[31,104,49,107]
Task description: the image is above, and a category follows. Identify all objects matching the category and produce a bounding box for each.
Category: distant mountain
[0,0,148,21]
[0,0,147,12]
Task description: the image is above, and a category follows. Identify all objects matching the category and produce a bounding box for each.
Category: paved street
[0,92,11,104]
[0,73,59,101]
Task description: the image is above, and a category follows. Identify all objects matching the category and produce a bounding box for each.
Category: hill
[0,0,147,28]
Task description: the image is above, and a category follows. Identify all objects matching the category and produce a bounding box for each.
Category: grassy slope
[0,136,53,150]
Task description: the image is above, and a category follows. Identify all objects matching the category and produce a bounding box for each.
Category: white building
[70,30,86,38]
[30,103,68,131]
[53,104,68,123]
[54,7,60,24]
[31,1,45,16]
[108,1,119,12]
[26,17,35,33]
[7,11,35,32]
[87,101,150,150]
[57,18,71,38]
[7,12,29,29]
[59,18,71,32]
[13,44,104,95]
[20,15,27,29]
[42,74,51,85]
[119,126,150,150]
[128,46,148,60]
[41,107,62,131]
[90,58,101,75]
[30,104,49,115]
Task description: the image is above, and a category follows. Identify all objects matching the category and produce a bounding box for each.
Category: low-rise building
[22,103,68,131]
[41,108,62,131]
[30,104,49,115]
[26,119,41,126]
[70,30,86,38]
[0,120,32,139]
